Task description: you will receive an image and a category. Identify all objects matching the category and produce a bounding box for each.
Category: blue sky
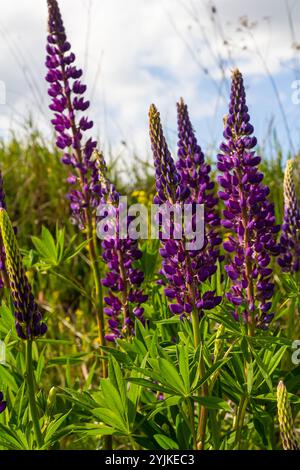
[0,0,300,170]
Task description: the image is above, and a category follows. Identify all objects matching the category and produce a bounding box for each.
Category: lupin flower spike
[0,391,6,414]
[176,98,223,264]
[0,209,47,339]
[46,0,99,229]
[218,69,280,332]
[92,150,148,342]
[149,104,221,319]
[277,381,299,450]
[149,104,180,204]
[278,159,300,273]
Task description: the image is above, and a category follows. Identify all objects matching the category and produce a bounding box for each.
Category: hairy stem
[191,309,208,450]
[86,220,106,377]
[26,340,44,449]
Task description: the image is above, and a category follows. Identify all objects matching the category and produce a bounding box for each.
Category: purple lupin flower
[149,104,221,318]
[0,391,6,414]
[46,0,98,229]
[278,160,300,273]
[92,150,148,342]
[176,98,223,266]
[218,69,280,332]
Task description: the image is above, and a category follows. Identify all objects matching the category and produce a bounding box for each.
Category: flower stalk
[218,69,280,331]
[26,340,44,448]
[46,0,106,362]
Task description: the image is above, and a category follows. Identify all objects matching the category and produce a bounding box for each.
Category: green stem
[187,398,197,450]
[191,310,200,349]
[287,297,296,341]
[86,221,106,378]
[234,395,248,449]
[198,355,209,450]
[26,340,44,449]
[191,310,208,450]
[87,229,112,451]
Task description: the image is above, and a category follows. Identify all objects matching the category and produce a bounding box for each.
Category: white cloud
[0,0,299,159]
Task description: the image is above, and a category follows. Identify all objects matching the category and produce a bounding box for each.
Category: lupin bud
[0,209,47,339]
[278,160,300,273]
[149,104,179,204]
[277,381,299,450]
[46,386,57,416]
[213,324,225,363]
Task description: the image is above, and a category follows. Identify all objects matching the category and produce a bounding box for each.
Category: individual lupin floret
[277,381,299,450]
[0,209,47,339]
[0,391,6,414]
[278,160,300,273]
[217,69,280,332]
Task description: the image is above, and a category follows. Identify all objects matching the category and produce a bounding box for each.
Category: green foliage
[0,130,299,450]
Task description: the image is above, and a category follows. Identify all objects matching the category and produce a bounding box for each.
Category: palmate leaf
[193,396,231,411]
[284,365,300,392]
[177,345,190,393]
[127,356,148,424]
[208,311,243,335]
[192,358,232,393]
[31,226,58,263]
[0,424,29,450]
[100,379,126,420]
[127,378,177,395]
[154,434,179,450]
[0,302,17,338]
[255,392,300,404]
[91,357,135,436]
[108,356,127,410]
[99,346,131,365]
[31,225,88,268]
[0,364,18,392]
[92,407,129,435]
[248,340,288,393]
[48,352,91,366]
[146,396,182,420]
[42,410,72,447]
[72,423,116,438]
[59,387,98,411]
[247,360,254,396]
[157,358,186,395]
[250,348,273,393]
